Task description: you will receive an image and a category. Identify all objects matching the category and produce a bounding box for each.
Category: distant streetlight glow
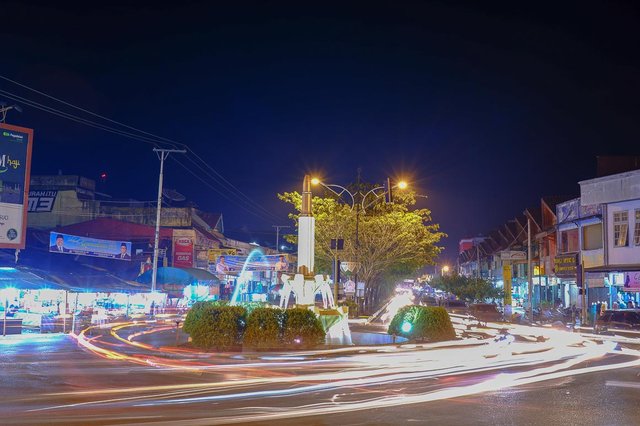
[397,181,408,190]
[311,177,320,185]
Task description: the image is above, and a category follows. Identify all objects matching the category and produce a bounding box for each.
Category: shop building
[579,169,640,309]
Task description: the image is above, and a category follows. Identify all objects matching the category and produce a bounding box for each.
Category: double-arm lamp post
[309,176,408,308]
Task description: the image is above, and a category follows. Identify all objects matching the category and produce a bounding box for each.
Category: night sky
[2,1,638,260]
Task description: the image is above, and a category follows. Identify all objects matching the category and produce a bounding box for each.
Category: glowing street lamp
[361,178,409,210]
[441,265,450,276]
[310,177,355,209]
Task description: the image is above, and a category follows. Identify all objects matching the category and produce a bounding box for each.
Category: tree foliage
[278,189,445,308]
[430,274,503,303]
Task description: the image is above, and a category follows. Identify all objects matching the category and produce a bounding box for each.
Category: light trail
[8,319,640,425]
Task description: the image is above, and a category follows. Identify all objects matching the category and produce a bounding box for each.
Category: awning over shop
[585,264,640,273]
[136,267,221,286]
[0,267,80,291]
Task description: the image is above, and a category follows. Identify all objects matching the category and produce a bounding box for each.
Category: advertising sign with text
[209,254,290,275]
[554,254,578,278]
[49,232,131,260]
[173,237,194,268]
[624,271,640,292]
[28,190,57,212]
[0,123,33,249]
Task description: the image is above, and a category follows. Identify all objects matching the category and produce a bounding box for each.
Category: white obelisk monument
[297,175,315,276]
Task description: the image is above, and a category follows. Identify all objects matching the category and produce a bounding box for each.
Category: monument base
[314,306,353,346]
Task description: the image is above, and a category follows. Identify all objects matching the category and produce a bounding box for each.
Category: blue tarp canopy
[0,267,79,291]
[136,267,220,286]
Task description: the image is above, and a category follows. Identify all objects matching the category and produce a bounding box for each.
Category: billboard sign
[554,253,578,278]
[624,271,640,292]
[28,190,57,212]
[207,248,237,263]
[0,123,33,249]
[49,232,131,260]
[209,254,291,275]
[173,237,194,268]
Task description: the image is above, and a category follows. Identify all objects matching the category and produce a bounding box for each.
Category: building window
[560,228,579,253]
[613,211,628,247]
[582,223,603,250]
[635,209,640,246]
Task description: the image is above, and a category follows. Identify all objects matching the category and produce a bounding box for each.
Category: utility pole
[527,218,533,323]
[151,148,186,293]
[273,225,290,252]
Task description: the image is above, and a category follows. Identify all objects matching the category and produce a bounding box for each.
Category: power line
[0,78,282,222]
[0,74,181,148]
[0,74,281,220]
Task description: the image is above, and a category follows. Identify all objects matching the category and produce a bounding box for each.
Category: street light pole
[310,171,407,314]
[151,148,186,293]
[528,217,533,323]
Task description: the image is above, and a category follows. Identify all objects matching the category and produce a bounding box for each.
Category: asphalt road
[2,323,640,426]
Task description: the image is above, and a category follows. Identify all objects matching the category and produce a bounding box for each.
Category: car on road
[468,303,503,325]
[594,309,640,334]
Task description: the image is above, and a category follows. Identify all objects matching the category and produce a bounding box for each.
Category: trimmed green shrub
[183,301,212,335]
[244,307,285,350]
[184,303,247,350]
[388,305,456,342]
[242,301,270,315]
[282,308,326,349]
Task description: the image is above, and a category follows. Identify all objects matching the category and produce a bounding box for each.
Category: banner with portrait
[49,232,132,260]
[209,254,291,275]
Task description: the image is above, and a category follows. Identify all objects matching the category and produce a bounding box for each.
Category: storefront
[554,253,580,308]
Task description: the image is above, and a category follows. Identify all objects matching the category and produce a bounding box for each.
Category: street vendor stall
[136,267,221,307]
[0,266,78,332]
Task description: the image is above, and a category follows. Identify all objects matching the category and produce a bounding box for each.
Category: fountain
[230,248,270,305]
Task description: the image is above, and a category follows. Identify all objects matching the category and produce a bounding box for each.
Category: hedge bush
[282,308,326,349]
[244,307,284,349]
[184,303,247,350]
[388,305,456,342]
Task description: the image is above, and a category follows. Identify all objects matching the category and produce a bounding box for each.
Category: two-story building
[580,169,640,308]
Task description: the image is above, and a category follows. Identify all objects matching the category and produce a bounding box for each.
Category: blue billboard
[49,232,132,261]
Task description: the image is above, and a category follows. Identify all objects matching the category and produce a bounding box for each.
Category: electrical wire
[0,75,281,221]
[0,78,282,222]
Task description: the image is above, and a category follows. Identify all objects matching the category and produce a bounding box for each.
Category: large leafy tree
[278,189,445,310]
[430,274,503,303]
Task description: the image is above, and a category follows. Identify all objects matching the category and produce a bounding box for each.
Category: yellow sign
[534,265,540,276]
[503,264,512,305]
[207,248,237,263]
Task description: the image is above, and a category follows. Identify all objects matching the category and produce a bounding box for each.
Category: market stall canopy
[136,267,221,286]
[0,267,81,291]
